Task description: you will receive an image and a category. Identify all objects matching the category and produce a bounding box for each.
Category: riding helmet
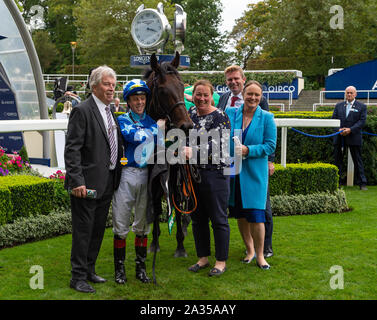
[123,79,150,101]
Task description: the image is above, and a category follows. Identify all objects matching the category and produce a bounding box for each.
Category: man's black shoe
[264,246,274,258]
[70,279,96,293]
[87,273,107,283]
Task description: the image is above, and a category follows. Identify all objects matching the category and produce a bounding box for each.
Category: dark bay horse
[144,52,197,259]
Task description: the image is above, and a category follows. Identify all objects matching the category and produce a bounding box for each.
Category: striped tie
[105,107,117,167]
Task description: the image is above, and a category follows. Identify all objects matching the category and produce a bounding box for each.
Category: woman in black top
[185,80,231,277]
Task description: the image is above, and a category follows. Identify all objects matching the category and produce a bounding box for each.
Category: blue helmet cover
[123,79,150,101]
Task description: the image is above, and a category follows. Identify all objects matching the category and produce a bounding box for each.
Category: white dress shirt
[92,94,118,170]
[226,92,244,110]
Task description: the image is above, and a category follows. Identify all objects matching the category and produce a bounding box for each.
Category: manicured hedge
[0,189,349,249]
[0,185,12,225]
[52,180,70,211]
[273,110,377,185]
[0,209,113,249]
[269,163,338,196]
[271,190,348,216]
[0,176,55,224]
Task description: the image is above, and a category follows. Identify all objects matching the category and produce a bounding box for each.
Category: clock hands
[146,27,158,32]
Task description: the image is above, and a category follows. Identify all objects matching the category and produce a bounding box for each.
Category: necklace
[242,114,253,130]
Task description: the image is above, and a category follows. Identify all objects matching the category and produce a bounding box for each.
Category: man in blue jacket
[332,86,367,190]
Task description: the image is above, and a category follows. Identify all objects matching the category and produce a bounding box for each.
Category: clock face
[132,10,164,47]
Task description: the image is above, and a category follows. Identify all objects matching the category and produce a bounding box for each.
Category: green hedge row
[273,110,377,185]
[0,185,12,225]
[271,190,348,216]
[269,163,339,196]
[0,176,55,225]
[0,190,348,249]
[0,209,113,249]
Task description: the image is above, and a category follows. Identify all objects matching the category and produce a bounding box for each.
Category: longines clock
[131,3,171,54]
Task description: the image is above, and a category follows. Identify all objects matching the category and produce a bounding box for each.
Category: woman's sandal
[208,267,227,276]
[188,263,209,272]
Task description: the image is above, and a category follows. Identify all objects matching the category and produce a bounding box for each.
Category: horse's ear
[170,51,180,69]
[151,53,160,73]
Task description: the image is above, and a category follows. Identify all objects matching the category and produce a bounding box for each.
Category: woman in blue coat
[226,80,277,270]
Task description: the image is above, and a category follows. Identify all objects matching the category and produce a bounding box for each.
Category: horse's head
[144,52,193,133]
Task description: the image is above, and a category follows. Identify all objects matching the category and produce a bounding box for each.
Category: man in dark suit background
[217,65,269,112]
[218,65,274,258]
[64,65,123,293]
[332,86,367,190]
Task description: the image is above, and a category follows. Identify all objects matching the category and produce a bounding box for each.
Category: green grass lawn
[0,186,376,300]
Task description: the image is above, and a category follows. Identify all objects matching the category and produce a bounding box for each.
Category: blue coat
[226,105,277,210]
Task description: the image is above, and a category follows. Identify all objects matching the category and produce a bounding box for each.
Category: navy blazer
[217,91,231,111]
[331,100,367,146]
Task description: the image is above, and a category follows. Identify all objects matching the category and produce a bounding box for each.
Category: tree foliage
[231,0,377,85]
[180,0,230,70]
[32,30,59,73]
[15,0,231,72]
[73,0,177,68]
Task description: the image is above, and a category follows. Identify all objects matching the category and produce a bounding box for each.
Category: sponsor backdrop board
[0,71,24,154]
[325,59,377,99]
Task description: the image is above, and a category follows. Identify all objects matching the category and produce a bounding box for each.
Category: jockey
[112,79,158,284]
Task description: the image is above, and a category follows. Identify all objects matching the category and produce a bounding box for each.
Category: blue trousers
[191,170,230,261]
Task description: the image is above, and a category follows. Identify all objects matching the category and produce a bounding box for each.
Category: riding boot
[114,236,126,284]
[135,235,151,283]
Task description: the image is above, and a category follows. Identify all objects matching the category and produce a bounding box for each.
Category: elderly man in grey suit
[218,65,274,258]
[64,65,123,293]
[332,85,367,190]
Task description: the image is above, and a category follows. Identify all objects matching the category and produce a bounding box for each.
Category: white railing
[264,91,293,110]
[43,72,299,107]
[0,118,343,172]
[313,101,377,112]
[319,90,377,105]
[43,70,302,81]
[312,103,336,112]
[274,119,340,167]
[270,103,285,112]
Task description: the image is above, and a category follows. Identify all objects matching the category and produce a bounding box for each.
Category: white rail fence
[313,90,377,111]
[1,118,353,184]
